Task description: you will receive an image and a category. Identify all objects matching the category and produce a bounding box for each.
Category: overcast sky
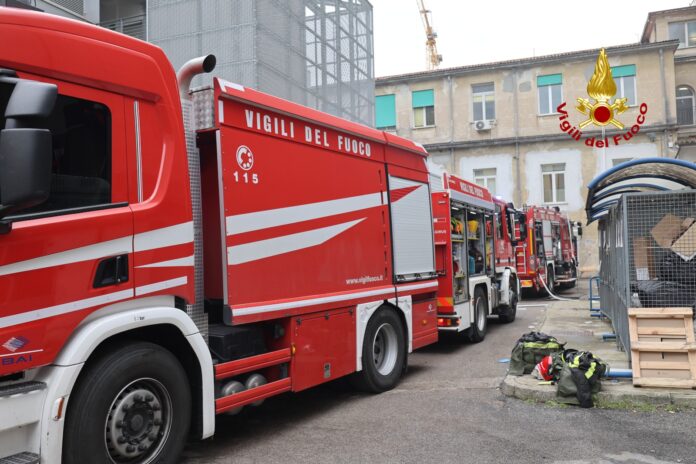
[372,0,689,77]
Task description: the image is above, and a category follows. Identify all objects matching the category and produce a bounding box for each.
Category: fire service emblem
[557,48,648,148]
[576,48,629,129]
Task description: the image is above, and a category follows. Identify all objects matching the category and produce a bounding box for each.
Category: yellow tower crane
[417,0,442,70]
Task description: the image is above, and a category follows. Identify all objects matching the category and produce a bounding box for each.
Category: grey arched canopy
[586,158,696,223]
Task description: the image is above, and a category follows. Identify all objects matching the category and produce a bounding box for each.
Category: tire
[351,308,406,393]
[63,342,191,464]
[560,265,578,289]
[468,287,488,343]
[499,278,518,324]
[545,267,555,295]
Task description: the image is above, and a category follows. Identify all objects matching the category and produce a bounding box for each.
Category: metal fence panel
[599,189,696,360]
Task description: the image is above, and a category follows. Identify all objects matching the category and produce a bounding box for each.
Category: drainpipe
[513,69,522,206]
[659,49,670,157]
[448,74,455,172]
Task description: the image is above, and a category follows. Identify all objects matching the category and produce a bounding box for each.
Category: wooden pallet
[628,307,696,389]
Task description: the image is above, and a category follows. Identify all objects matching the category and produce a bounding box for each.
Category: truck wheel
[560,265,578,289]
[546,267,555,294]
[468,287,488,343]
[63,342,191,464]
[499,279,518,323]
[351,308,406,393]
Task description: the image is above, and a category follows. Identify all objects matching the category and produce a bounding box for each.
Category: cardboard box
[633,236,656,280]
[651,214,689,249]
[671,222,696,261]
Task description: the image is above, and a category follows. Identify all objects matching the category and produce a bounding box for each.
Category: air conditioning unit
[474,120,493,131]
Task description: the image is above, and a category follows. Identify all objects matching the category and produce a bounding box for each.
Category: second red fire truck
[430,170,520,341]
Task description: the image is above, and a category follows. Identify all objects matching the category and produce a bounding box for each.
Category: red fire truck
[0,9,440,463]
[515,205,580,294]
[430,171,520,341]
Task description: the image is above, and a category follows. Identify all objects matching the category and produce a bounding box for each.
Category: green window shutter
[412,89,434,108]
[611,64,636,78]
[537,74,562,87]
[375,94,396,128]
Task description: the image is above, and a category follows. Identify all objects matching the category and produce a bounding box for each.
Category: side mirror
[0,129,52,219]
[4,79,57,125]
[519,223,527,241]
[517,214,528,241]
[0,77,57,227]
[577,224,583,237]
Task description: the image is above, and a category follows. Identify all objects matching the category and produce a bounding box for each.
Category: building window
[611,65,636,106]
[472,83,495,121]
[537,74,562,115]
[473,168,497,195]
[669,21,696,48]
[375,94,396,130]
[542,163,565,204]
[412,89,434,128]
[677,85,695,126]
[612,158,633,167]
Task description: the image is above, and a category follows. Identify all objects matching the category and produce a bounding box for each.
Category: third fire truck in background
[430,170,520,341]
[515,205,581,294]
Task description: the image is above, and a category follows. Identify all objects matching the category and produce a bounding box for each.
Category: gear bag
[509,332,565,376]
[555,350,607,408]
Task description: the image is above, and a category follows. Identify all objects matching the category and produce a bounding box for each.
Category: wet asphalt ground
[181,282,696,464]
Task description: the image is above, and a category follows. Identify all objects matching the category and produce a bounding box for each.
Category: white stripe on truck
[226,192,382,235]
[228,219,364,265]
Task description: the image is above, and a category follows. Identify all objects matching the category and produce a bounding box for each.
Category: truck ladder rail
[214,348,292,381]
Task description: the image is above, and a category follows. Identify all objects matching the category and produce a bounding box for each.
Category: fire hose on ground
[538,272,581,302]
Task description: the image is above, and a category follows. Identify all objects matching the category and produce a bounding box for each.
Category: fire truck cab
[515,205,580,294]
[430,170,519,341]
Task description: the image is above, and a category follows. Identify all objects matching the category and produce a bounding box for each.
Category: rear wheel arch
[499,274,518,324]
[499,268,518,306]
[468,285,488,343]
[474,283,489,309]
[351,304,407,392]
[381,301,409,351]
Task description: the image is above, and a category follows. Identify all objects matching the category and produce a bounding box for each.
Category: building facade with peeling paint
[376,6,696,273]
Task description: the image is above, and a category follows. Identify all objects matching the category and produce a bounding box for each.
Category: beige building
[643,5,696,159]
[375,6,696,274]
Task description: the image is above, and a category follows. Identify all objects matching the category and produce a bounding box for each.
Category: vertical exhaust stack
[177,55,216,341]
[177,54,217,100]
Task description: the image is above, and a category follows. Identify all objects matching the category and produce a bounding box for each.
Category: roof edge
[376,41,679,85]
[643,6,696,43]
